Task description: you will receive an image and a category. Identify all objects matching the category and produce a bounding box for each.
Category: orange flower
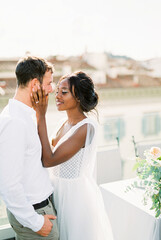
[150,147,161,159]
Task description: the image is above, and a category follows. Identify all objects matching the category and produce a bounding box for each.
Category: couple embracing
[0,56,113,240]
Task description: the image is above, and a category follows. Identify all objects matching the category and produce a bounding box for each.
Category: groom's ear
[30,78,40,89]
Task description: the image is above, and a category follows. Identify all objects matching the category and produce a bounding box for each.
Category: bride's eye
[62,91,68,95]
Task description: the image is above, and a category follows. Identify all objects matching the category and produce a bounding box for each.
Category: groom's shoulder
[0,105,26,131]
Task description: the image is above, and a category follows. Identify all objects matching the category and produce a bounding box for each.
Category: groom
[0,56,59,239]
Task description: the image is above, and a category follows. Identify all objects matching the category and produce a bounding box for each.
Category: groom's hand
[36,214,57,237]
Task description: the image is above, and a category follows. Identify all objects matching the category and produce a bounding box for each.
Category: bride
[31,71,114,240]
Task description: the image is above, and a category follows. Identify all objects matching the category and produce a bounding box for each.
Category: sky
[0,0,161,60]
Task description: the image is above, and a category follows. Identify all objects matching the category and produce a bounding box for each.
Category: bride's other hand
[31,85,48,117]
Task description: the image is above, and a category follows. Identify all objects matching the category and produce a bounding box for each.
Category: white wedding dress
[49,118,114,240]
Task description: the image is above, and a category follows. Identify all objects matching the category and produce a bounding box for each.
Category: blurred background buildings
[1,52,161,92]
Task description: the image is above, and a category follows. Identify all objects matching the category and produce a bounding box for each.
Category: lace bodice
[52,148,85,179]
[50,118,97,180]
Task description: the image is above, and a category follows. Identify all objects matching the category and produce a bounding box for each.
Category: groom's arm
[0,118,51,233]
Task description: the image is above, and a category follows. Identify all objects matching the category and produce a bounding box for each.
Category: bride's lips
[56,101,64,106]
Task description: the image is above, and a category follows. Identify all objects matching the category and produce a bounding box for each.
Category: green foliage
[132,148,161,218]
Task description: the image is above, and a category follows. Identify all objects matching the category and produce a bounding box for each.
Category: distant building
[48,55,97,83]
[143,58,161,78]
[1,54,161,91]
[0,59,18,89]
[83,52,108,71]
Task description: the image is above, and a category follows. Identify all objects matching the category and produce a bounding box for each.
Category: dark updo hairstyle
[60,71,98,113]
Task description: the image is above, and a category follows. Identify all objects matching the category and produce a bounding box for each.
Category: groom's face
[42,70,53,94]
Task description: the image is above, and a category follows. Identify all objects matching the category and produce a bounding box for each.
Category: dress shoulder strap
[53,118,98,150]
[70,118,98,146]
[71,118,97,132]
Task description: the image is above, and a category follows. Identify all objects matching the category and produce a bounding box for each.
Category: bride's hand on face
[31,85,48,117]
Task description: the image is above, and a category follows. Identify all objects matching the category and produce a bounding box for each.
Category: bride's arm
[38,116,87,167]
[31,86,87,167]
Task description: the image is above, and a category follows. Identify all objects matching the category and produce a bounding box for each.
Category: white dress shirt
[0,99,53,232]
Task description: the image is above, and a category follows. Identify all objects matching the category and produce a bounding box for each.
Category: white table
[100,179,161,240]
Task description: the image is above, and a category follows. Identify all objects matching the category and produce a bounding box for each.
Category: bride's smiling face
[55,78,79,111]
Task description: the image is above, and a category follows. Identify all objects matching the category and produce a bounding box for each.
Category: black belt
[33,195,51,210]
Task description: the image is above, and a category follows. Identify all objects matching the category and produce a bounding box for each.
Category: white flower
[153,189,159,195]
[145,185,159,196]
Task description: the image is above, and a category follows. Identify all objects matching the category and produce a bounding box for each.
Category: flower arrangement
[130,147,161,218]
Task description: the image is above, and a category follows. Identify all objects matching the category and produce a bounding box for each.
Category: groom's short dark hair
[15,56,54,87]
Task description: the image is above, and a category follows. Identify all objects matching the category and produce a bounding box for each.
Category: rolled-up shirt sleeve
[0,118,44,232]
